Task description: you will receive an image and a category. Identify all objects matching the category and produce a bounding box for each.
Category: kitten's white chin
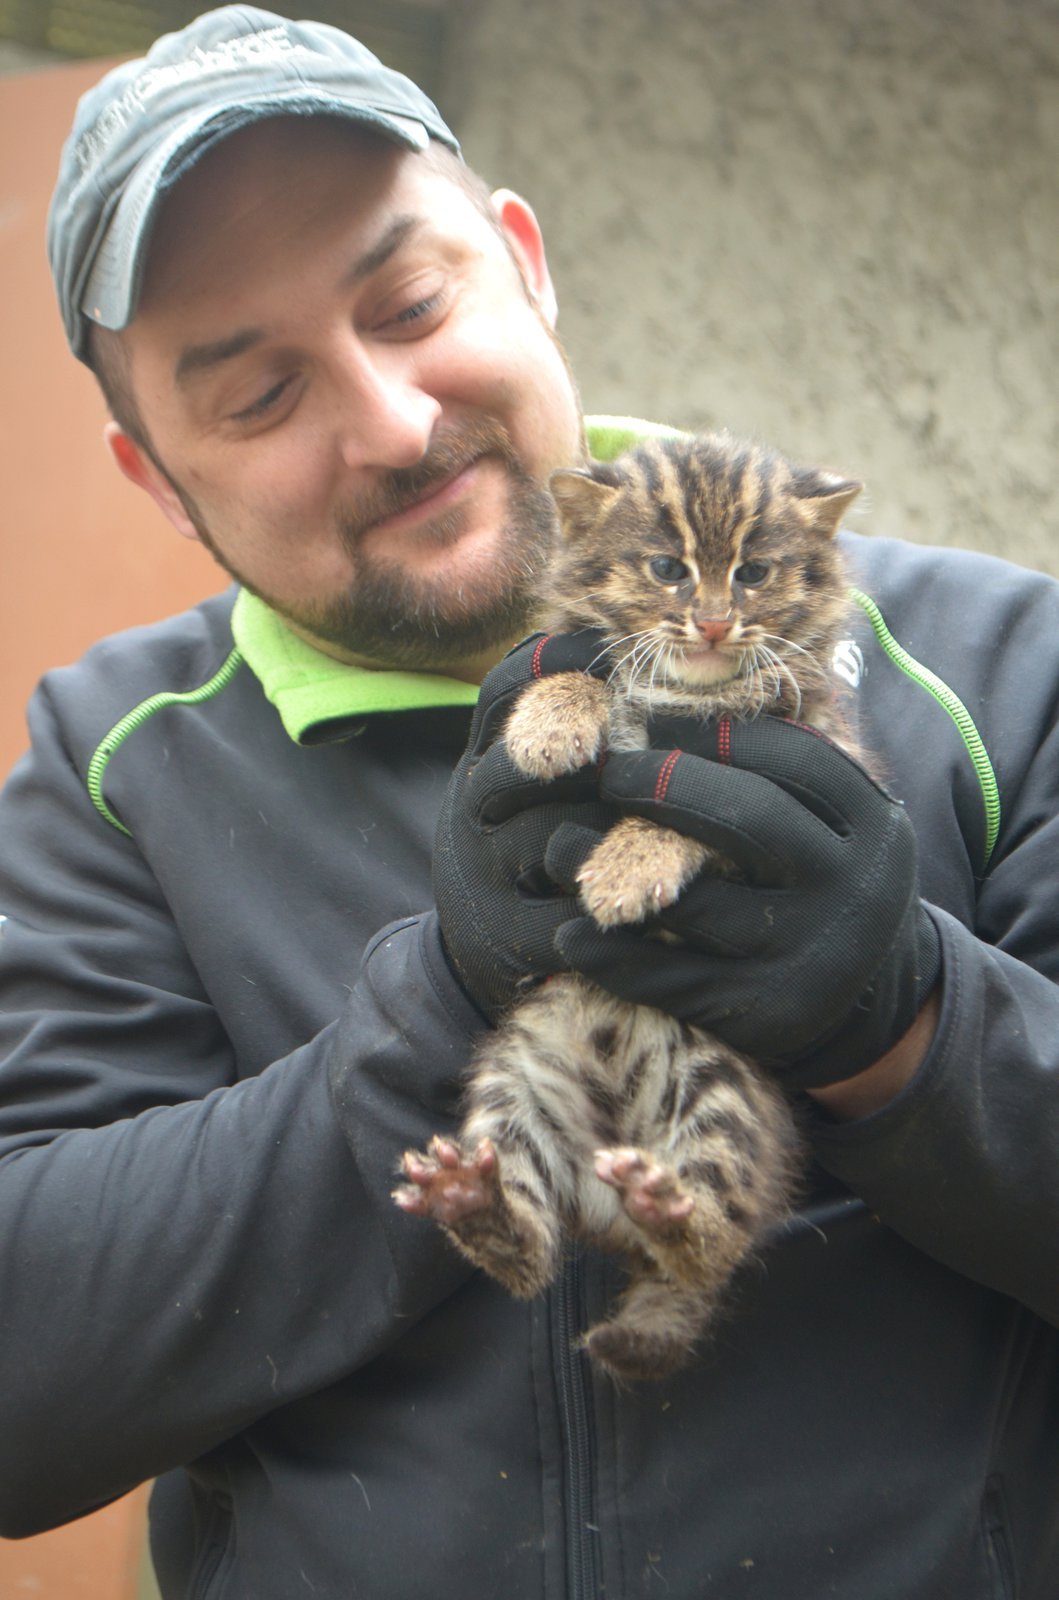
[669,647,744,687]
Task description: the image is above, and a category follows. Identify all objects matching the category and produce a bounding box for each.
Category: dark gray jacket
[1,524,1058,1599]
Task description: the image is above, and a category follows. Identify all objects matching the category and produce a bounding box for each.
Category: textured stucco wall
[445,0,1058,575]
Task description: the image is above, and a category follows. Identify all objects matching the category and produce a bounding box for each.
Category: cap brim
[80,93,431,339]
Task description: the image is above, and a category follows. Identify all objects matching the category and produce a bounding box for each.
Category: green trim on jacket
[230,592,480,744]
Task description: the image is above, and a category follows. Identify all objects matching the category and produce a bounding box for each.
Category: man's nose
[332,345,441,471]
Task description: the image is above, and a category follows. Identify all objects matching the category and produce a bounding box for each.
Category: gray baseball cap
[48,4,461,364]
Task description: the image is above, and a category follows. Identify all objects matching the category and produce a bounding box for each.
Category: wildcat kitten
[395,431,863,1381]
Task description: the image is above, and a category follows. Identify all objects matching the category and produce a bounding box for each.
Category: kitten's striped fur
[396,432,863,1381]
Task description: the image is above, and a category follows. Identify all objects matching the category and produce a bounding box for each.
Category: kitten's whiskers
[751,642,804,718]
[607,629,658,681]
[759,632,831,686]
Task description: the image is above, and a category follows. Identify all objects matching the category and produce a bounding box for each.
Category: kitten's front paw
[578,818,708,926]
[393,1135,499,1225]
[504,673,609,780]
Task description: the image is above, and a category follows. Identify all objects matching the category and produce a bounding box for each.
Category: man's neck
[283,616,527,686]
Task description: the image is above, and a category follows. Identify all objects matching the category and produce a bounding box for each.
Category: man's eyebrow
[175,328,267,385]
[341,214,422,287]
[173,216,425,385]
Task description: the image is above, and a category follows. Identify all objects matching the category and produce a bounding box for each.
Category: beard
[176,417,564,669]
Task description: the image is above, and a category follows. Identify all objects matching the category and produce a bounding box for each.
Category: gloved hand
[432,629,613,1022]
[547,716,941,1090]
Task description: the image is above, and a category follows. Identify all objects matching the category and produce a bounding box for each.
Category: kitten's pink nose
[694,617,733,643]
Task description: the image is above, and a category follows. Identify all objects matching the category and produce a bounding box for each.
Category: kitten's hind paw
[395,1136,560,1299]
[393,1135,498,1225]
[594,1147,694,1238]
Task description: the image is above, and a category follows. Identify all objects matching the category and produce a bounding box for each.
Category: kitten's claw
[578,872,673,928]
[393,1135,499,1225]
[508,731,601,781]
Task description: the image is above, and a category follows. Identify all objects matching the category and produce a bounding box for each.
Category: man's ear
[490,189,558,328]
[104,423,200,542]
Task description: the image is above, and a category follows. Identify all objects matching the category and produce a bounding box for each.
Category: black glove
[548,716,941,1090]
[432,629,613,1021]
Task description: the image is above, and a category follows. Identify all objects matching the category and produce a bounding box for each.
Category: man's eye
[396,296,436,323]
[231,377,292,423]
[388,291,445,332]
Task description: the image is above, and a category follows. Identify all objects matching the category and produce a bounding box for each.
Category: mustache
[337,419,526,547]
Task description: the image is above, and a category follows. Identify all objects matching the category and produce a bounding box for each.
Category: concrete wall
[445,0,1058,575]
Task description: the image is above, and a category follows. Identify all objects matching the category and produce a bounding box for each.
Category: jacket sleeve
[810,687,1059,1325]
[0,685,480,1537]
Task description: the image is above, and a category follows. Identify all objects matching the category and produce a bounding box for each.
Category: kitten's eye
[649,555,689,584]
[734,559,772,587]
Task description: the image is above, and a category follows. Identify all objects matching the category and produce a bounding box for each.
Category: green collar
[234,415,678,745]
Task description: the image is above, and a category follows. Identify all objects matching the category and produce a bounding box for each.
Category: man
[1,7,1057,1596]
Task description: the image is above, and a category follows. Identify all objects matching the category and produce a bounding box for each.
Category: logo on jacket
[832,639,865,688]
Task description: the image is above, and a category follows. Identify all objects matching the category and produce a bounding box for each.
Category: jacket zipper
[553,1251,602,1598]
[982,1478,1016,1600]
[192,1491,234,1599]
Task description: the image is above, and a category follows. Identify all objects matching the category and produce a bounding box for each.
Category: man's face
[115,118,586,673]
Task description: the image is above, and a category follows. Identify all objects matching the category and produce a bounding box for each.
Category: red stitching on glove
[655,749,682,802]
[718,715,732,764]
[531,636,551,679]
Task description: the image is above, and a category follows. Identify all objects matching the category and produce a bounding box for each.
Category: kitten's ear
[792,469,863,539]
[549,467,623,540]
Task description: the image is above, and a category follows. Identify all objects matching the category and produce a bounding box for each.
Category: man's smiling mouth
[367,461,481,538]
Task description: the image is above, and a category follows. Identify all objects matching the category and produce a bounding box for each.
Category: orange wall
[0,57,224,784]
[0,56,221,1599]
[0,1487,152,1599]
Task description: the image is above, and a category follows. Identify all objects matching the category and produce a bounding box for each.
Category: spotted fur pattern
[395,432,863,1381]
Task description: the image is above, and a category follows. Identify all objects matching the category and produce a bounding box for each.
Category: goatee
[182,418,563,669]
